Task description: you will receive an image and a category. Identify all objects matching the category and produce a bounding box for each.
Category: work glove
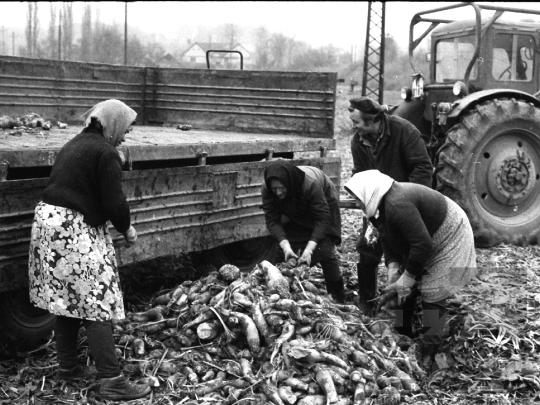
[123,225,137,247]
[298,241,318,267]
[384,271,416,306]
[387,262,401,286]
[279,240,298,262]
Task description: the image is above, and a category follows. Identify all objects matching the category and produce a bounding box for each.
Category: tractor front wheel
[436,98,540,246]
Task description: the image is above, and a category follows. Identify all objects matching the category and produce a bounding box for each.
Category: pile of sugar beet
[112,260,428,405]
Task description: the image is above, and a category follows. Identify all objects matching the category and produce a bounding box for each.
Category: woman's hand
[279,240,298,262]
[298,241,317,267]
[384,271,415,306]
[387,262,401,286]
[123,225,137,247]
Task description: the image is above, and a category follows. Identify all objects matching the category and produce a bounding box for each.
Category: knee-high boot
[357,259,378,316]
[326,276,346,304]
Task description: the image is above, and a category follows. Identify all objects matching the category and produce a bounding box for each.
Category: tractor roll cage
[409,2,540,86]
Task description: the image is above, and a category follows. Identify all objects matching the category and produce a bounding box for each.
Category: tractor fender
[448,89,540,119]
[389,98,430,135]
[390,98,425,126]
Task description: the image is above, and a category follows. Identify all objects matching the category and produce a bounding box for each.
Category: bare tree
[270,33,289,69]
[79,3,92,61]
[220,23,241,68]
[25,2,39,57]
[62,2,74,60]
[46,3,58,59]
[221,23,239,48]
[254,26,271,69]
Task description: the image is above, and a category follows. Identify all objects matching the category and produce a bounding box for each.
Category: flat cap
[349,97,383,114]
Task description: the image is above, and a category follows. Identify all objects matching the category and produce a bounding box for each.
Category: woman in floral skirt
[28,99,151,401]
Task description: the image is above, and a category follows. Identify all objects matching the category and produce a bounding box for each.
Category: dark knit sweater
[41,129,130,233]
[379,182,448,276]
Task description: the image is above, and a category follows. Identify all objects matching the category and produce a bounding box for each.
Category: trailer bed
[0,126,335,168]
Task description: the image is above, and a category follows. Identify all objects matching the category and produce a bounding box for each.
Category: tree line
[19,3,424,91]
[22,2,165,66]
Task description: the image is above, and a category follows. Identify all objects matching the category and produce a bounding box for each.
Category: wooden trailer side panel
[0,157,341,291]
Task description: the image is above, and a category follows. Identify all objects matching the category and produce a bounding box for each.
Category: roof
[432,18,540,37]
[180,42,249,56]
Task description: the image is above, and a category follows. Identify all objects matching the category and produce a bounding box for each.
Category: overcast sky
[2,2,540,53]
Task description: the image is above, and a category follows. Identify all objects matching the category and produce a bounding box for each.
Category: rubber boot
[357,260,378,316]
[417,340,439,374]
[99,375,151,401]
[326,277,346,304]
[393,291,418,339]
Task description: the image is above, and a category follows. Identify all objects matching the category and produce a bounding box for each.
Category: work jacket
[350,114,433,188]
[262,166,341,245]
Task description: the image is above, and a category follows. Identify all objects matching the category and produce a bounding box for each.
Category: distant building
[156,53,181,68]
[180,42,252,69]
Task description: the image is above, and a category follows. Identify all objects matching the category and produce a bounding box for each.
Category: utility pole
[362,1,386,104]
[124,2,128,65]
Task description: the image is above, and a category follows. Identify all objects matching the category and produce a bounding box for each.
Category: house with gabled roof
[180,42,252,69]
[156,53,181,68]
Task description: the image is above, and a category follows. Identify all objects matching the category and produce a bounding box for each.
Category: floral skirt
[418,198,477,303]
[28,202,125,321]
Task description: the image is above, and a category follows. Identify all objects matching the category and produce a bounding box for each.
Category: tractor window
[435,35,477,82]
[492,33,534,82]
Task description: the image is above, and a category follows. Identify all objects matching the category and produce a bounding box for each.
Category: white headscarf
[344,170,394,218]
[81,99,137,143]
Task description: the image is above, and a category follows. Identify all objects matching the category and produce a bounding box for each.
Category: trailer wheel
[436,98,540,246]
[209,236,278,271]
[0,289,55,352]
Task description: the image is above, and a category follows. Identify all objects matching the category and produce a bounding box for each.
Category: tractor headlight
[401,87,412,101]
[411,74,424,98]
[453,81,468,97]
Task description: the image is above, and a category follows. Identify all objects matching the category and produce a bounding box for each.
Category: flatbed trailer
[0,55,341,350]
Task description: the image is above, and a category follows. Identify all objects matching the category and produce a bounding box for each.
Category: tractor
[392,2,540,247]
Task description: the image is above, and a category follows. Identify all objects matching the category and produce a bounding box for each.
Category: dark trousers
[273,223,341,283]
[55,315,121,379]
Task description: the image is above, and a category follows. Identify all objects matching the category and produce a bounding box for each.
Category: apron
[418,198,477,302]
[28,202,125,321]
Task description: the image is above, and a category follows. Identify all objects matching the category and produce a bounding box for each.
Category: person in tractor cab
[348,96,433,316]
[261,159,345,303]
[27,100,151,401]
[344,169,477,371]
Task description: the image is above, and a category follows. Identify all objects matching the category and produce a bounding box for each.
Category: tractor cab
[400,4,540,128]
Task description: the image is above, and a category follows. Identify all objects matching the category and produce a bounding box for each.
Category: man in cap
[349,96,433,318]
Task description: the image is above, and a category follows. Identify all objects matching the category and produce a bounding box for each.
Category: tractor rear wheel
[436,98,540,247]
